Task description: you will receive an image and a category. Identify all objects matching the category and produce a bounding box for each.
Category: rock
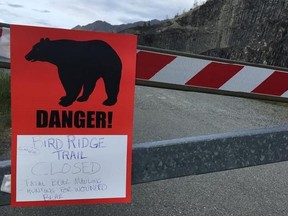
[124,0,288,68]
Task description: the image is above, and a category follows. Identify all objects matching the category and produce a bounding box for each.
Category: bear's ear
[40,38,50,42]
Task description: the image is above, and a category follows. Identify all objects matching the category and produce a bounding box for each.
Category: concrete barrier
[1,125,288,205]
[132,125,288,184]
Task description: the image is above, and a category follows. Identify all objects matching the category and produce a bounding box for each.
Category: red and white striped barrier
[0,27,10,60]
[1,24,288,101]
[136,50,288,99]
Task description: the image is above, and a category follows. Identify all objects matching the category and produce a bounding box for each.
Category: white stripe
[150,56,210,84]
[220,66,274,92]
[0,27,10,59]
[281,90,288,98]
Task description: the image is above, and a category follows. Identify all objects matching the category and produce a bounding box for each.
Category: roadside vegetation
[0,68,11,133]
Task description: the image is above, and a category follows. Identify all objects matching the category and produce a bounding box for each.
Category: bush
[0,69,11,131]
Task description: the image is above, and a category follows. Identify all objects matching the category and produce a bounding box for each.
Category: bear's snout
[25,52,35,62]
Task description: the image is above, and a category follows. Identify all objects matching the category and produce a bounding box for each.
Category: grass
[0,69,11,132]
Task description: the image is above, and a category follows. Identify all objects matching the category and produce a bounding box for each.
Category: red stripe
[0,27,3,37]
[252,71,288,96]
[136,51,176,79]
[185,62,244,88]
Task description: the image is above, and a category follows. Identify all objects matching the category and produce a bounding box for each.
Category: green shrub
[0,70,11,131]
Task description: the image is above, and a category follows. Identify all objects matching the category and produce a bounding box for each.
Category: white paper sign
[16,135,127,202]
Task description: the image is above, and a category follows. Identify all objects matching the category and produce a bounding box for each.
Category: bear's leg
[77,78,98,102]
[58,69,83,107]
[59,84,82,106]
[103,76,120,106]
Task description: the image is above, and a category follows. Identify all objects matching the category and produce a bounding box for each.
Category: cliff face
[124,0,288,67]
[203,0,288,67]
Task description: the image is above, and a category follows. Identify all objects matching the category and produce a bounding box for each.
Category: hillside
[122,0,288,68]
[73,19,161,33]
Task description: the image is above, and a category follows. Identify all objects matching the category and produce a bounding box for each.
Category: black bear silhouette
[25,38,122,107]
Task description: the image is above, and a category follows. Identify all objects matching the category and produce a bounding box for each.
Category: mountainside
[73,19,161,33]
[122,0,288,68]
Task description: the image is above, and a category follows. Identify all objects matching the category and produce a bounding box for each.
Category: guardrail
[1,125,288,206]
[136,46,288,103]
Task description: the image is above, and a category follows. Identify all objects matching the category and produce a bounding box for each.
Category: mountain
[73,19,161,33]
[122,0,288,68]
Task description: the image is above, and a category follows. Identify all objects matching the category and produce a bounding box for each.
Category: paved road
[2,85,288,215]
[133,86,288,143]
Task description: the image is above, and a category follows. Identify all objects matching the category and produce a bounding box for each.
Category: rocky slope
[123,0,288,68]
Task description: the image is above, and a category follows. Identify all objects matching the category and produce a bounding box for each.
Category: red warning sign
[10,25,137,206]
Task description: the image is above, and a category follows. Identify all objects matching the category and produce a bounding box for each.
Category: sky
[0,0,207,29]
